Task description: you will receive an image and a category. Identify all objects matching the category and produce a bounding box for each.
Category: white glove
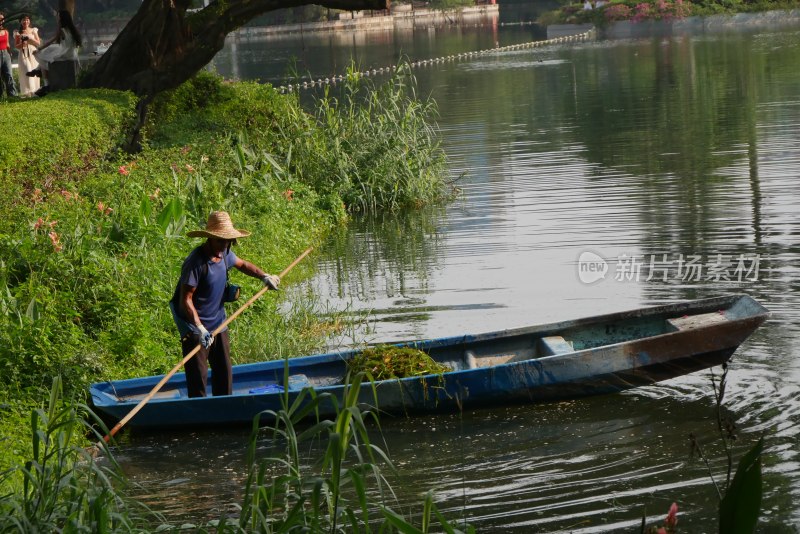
[262,274,280,290]
[198,325,214,348]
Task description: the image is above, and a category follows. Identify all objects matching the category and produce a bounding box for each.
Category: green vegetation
[0,378,155,532]
[0,375,473,531]
[348,345,451,379]
[309,65,449,212]
[0,66,448,483]
[639,368,766,532]
[235,370,471,532]
[538,0,692,26]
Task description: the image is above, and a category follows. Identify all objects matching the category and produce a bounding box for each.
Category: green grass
[0,66,450,484]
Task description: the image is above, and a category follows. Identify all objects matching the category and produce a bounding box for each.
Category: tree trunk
[80,0,389,96]
[58,0,74,15]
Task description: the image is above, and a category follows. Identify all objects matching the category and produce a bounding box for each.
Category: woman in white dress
[32,10,81,94]
[13,15,41,96]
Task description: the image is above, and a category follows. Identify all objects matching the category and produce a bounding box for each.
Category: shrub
[541,0,694,24]
[605,3,633,20]
[0,90,137,221]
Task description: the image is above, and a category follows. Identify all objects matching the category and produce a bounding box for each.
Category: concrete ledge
[234,4,499,38]
[548,9,800,40]
[601,9,800,39]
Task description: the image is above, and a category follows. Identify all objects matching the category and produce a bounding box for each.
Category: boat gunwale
[90,294,769,408]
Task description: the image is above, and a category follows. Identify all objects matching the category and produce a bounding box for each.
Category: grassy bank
[0,68,448,478]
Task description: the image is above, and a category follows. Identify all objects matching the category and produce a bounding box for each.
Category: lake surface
[123,15,800,531]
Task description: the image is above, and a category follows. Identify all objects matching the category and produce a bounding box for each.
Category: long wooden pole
[94,247,313,447]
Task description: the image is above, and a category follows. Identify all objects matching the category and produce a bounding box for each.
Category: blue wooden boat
[89,294,768,429]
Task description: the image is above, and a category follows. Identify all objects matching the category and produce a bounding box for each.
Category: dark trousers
[182,329,233,398]
[0,50,17,97]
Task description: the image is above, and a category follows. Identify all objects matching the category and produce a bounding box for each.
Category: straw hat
[187,211,251,239]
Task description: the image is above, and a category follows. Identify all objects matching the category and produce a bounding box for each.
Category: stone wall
[236,4,499,39]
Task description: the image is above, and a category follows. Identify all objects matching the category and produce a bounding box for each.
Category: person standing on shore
[14,14,41,96]
[0,12,18,98]
[170,211,281,398]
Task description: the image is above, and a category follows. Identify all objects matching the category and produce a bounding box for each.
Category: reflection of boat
[90,294,768,429]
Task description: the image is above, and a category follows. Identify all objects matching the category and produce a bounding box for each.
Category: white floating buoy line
[276,29,594,93]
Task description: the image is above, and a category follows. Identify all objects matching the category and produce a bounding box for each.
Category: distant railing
[276,28,596,93]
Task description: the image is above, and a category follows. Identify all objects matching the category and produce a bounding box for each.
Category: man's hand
[198,325,214,348]
[262,274,280,290]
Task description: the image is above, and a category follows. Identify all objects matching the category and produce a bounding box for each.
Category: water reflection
[122,23,800,530]
[301,27,800,529]
[210,13,517,86]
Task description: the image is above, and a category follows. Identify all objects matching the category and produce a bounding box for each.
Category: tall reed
[234,62,451,215]
[0,377,156,532]
[311,62,450,213]
[233,368,473,533]
[0,375,471,532]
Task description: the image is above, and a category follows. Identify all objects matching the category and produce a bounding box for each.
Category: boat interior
[95,296,765,402]
[431,303,746,372]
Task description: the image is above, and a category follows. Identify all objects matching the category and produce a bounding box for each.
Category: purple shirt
[171,246,238,332]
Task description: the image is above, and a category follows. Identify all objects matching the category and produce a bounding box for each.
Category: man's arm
[233,257,267,279]
[180,284,203,328]
[234,258,280,289]
[180,283,214,347]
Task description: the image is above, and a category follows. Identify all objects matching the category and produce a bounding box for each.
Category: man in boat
[170,211,280,397]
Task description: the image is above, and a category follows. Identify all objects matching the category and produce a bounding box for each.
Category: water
[124,17,800,531]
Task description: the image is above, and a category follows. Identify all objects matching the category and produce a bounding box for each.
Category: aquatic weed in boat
[347,345,451,380]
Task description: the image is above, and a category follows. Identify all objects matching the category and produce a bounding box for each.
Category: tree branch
[80,0,388,96]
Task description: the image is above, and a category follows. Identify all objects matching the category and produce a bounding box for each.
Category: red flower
[665,502,678,529]
[33,217,44,230]
[97,201,113,216]
[283,189,294,201]
[49,231,63,252]
[119,165,130,176]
